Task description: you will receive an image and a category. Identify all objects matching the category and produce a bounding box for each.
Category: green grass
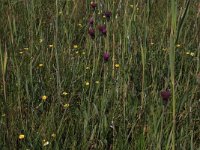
[0,0,200,149]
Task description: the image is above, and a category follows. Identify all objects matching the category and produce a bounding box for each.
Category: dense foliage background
[0,0,199,149]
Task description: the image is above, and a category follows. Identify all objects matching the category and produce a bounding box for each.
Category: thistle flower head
[88,17,94,26]
[161,89,171,105]
[90,2,97,10]
[103,11,112,20]
[103,52,110,61]
[88,28,95,39]
[98,25,107,36]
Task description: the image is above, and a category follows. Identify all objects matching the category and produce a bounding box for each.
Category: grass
[0,0,200,149]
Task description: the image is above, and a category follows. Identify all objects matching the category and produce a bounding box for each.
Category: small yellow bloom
[49,45,54,48]
[115,64,120,68]
[62,92,68,96]
[24,48,29,50]
[103,15,106,18]
[38,64,44,67]
[78,23,83,28]
[19,51,23,54]
[63,103,70,108]
[75,51,79,54]
[43,141,49,146]
[82,52,86,55]
[51,133,56,138]
[86,67,90,70]
[176,44,181,48]
[150,42,154,45]
[162,48,167,51]
[73,45,78,49]
[41,95,47,101]
[19,134,25,140]
[85,81,89,86]
[186,52,190,55]
[95,81,100,84]
[39,39,43,43]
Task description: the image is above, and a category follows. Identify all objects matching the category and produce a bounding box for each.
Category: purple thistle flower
[98,25,107,36]
[103,52,110,61]
[103,11,112,21]
[90,2,97,10]
[161,90,171,105]
[88,17,94,26]
[88,28,95,39]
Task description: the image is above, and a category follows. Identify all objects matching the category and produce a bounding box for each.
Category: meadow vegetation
[0,0,200,149]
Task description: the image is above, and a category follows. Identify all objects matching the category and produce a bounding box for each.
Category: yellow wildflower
[19,134,25,140]
[43,140,49,146]
[186,52,190,55]
[62,92,68,96]
[63,103,70,108]
[95,81,100,84]
[78,23,83,28]
[19,51,23,54]
[41,95,47,101]
[51,133,56,138]
[39,39,43,43]
[49,45,54,48]
[38,64,44,67]
[115,64,120,68]
[176,44,181,48]
[73,45,78,49]
[85,81,89,86]
[162,48,167,51]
